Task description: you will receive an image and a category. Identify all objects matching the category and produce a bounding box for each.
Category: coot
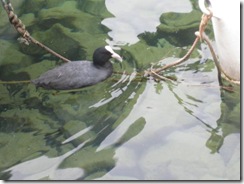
[32,46,122,90]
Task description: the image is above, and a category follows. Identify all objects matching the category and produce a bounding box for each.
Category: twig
[195,31,223,85]
[153,36,200,74]
[201,32,240,85]
[150,70,176,83]
[198,9,212,40]
[151,12,212,74]
[149,12,212,75]
[0,80,30,84]
[146,9,240,88]
[1,0,71,63]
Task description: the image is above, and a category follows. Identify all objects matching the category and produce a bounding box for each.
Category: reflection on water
[0,0,240,181]
[103,0,192,45]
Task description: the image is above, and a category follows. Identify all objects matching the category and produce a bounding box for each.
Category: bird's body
[32,61,113,90]
[32,46,122,90]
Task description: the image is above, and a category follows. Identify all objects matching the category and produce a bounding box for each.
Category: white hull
[199,0,240,81]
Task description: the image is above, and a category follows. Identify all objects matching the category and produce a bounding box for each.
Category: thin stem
[0,80,30,84]
[1,0,71,63]
[202,32,240,85]
[154,36,200,73]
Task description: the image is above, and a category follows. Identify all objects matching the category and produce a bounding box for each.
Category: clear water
[0,0,240,180]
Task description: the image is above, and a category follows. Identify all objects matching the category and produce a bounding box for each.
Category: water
[0,0,240,180]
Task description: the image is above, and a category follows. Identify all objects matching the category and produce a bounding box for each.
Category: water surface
[0,0,240,180]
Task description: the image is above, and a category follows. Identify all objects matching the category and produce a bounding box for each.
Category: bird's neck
[93,61,112,69]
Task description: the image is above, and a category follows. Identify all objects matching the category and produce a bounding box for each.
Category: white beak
[105,45,123,62]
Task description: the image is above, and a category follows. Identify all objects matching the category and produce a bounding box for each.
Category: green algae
[0,0,240,180]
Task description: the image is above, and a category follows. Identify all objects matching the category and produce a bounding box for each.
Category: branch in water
[144,11,240,88]
[1,0,71,63]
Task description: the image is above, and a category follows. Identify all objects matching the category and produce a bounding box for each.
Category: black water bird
[32,46,122,90]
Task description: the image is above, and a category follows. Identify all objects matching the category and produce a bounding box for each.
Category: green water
[0,0,240,180]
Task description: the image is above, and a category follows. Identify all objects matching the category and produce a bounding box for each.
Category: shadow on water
[0,0,240,180]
